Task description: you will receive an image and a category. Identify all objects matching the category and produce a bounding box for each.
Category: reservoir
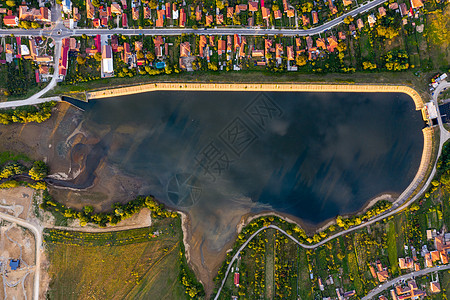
[75,90,424,224]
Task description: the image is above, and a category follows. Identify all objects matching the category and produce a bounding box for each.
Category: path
[0,212,43,300]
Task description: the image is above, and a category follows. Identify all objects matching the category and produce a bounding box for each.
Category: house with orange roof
[287,46,294,60]
[179,9,186,27]
[199,35,207,58]
[327,0,337,14]
[227,7,234,18]
[261,7,270,20]
[154,36,164,57]
[368,14,376,27]
[316,38,326,50]
[209,36,215,46]
[441,251,449,264]
[286,9,294,17]
[343,0,352,6]
[218,39,226,55]
[379,296,388,300]
[132,7,139,20]
[101,17,107,26]
[3,15,18,26]
[264,39,273,56]
[275,43,283,62]
[356,18,364,30]
[111,3,122,14]
[227,35,232,52]
[425,253,433,268]
[410,0,423,9]
[398,257,414,269]
[195,6,202,21]
[274,10,282,19]
[431,250,440,262]
[311,11,318,24]
[302,14,310,26]
[93,18,100,27]
[283,0,288,11]
[143,7,150,19]
[249,1,258,11]
[327,36,338,52]
[339,31,346,40]
[236,4,247,14]
[378,6,386,16]
[216,14,224,24]
[135,41,143,52]
[306,36,313,49]
[389,2,399,9]
[18,6,50,22]
[377,270,389,282]
[369,265,377,278]
[252,49,264,57]
[393,280,426,300]
[206,14,213,26]
[156,9,165,27]
[233,34,240,51]
[180,42,190,57]
[295,37,301,49]
[239,37,246,57]
[430,282,441,293]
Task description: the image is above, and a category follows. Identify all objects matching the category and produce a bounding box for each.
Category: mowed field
[45,217,189,300]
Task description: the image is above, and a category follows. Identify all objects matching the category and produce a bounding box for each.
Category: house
[62,0,72,14]
[264,39,273,56]
[425,253,433,268]
[312,11,318,24]
[316,38,326,50]
[440,251,449,264]
[134,41,143,52]
[101,44,113,77]
[262,7,270,20]
[295,37,301,49]
[356,18,364,30]
[286,9,294,17]
[205,15,213,26]
[93,18,100,27]
[327,0,338,14]
[306,36,313,50]
[389,2,399,9]
[144,7,151,19]
[172,3,178,19]
[430,281,441,293]
[216,14,224,24]
[122,13,128,27]
[287,46,294,60]
[122,42,131,62]
[369,265,377,278]
[153,36,164,58]
[0,8,7,13]
[218,39,226,55]
[18,6,51,22]
[377,270,389,282]
[252,49,264,57]
[239,37,246,57]
[234,272,239,286]
[59,38,69,77]
[3,15,18,26]
[235,4,247,14]
[393,280,426,300]
[180,42,190,57]
[339,31,346,40]
[86,0,95,19]
[274,10,282,19]
[343,0,352,6]
[302,15,310,26]
[199,35,207,58]
[111,3,122,14]
[399,3,408,16]
[165,2,171,18]
[275,43,283,61]
[249,1,258,11]
[318,278,324,291]
[379,296,388,300]
[283,0,288,11]
[156,9,165,27]
[9,259,20,270]
[398,257,414,269]
[378,6,386,16]
[227,35,232,52]
[410,0,424,8]
[368,14,376,27]
[101,17,107,26]
[414,262,420,271]
[233,34,240,51]
[132,7,139,20]
[227,7,234,18]
[179,9,186,27]
[195,6,202,21]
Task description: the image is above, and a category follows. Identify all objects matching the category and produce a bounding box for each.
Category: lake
[76,90,424,224]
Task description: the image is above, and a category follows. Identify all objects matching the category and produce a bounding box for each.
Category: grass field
[387,221,399,276]
[45,217,191,300]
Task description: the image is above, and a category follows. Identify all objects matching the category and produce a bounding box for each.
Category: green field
[45,217,193,300]
[387,221,399,276]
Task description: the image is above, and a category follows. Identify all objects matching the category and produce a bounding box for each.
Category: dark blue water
[80,91,424,224]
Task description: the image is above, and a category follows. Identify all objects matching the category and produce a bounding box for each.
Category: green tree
[29,161,48,181]
[6,0,15,6]
[296,54,307,66]
[343,16,354,24]
[76,55,86,65]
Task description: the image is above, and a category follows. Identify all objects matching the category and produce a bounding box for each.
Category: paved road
[0,212,43,300]
[0,0,386,38]
[362,264,450,300]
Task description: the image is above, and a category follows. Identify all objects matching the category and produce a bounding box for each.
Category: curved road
[0,212,42,300]
[215,85,450,299]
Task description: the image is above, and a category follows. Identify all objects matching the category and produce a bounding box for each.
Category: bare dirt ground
[0,187,33,220]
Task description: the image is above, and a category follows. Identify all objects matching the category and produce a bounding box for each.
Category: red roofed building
[410,0,423,9]
[287,46,294,60]
[122,13,128,27]
[122,42,131,62]
[327,36,338,52]
[165,2,171,18]
[156,9,165,27]
[302,15,310,26]
[261,7,270,20]
[205,14,213,26]
[132,7,139,20]
[234,273,239,286]
[3,15,18,26]
[216,14,224,24]
[312,11,318,24]
[180,42,190,57]
[218,39,226,55]
[249,1,258,11]
[227,7,234,18]
[274,10,282,19]
[59,38,70,77]
[179,9,186,27]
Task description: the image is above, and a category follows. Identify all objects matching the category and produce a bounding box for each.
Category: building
[111,3,122,14]
[356,18,364,30]
[318,277,324,291]
[430,281,441,293]
[343,0,352,6]
[398,257,414,269]
[392,280,426,299]
[378,6,386,16]
[9,259,20,270]
[3,15,18,26]
[410,0,424,8]
[399,3,408,16]
[368,14,376,27]
[59,38,69,77]
[18,6,51,22]
[274,10,282,19]
[234,272,239,286]
[180,42,190,57]
[101,44,113,77]
[86,0,95,19]
[249,1,258,11]
[62,0,72,14]
[179,9,186,27]
[312,11,319,24]
[261,7,270,20]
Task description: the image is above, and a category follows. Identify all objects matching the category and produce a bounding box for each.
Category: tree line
[0,101,56,125]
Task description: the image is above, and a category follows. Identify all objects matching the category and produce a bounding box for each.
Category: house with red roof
[122,13,128,27]
[3,15,18,26]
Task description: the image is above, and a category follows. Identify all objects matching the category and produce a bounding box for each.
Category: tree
[343,16,354,24]
[29,161,48,181]
[6,0,15,6]
[148,0,157,9]
[146,52,155,61]
[337,42,347,52]
[76,55,86,65]
[272,4,279,11]
[296,54,307,66]
[92,0,100,7]
[94,52,102,61]
[216,0,224,9]
[136,50,145,59]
